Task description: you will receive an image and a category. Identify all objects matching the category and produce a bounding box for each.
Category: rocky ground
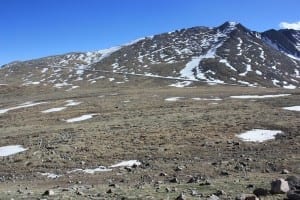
[0,78,299,199]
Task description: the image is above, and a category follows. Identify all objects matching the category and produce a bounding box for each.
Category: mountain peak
[0,21,300,89]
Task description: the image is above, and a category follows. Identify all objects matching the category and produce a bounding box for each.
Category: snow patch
[65,114,98,123]
[191,97,222,101]
[237,129,283,142]
[219,59,237,71]
[283,84,296,89]
[110,160,141,168]
[239,64,252,76]
[0,101,48,114]
[65,100,81,106]
[0,145,27,156]
[230,94,291,99]
[165,97,184,102]
[69,166,112,174]
[41,68,48,73]
[41,107,66,113]
[255,70,262,76]
[40,172,62,179]
[169,81,192,88]
[283,106,300,111]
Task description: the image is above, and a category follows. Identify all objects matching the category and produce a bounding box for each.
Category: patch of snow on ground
[169,81,192,88]
[255,70,262,76]
[272,79,281,87]
[237,80,257,87]
[258,47,265,61]
[236,129,283,142]
[66,86,80,91]
[191,97,222,101]
[0,145,27,156]
[179,30,231,84]
[109,78,115,82]
[230,94,290,99]
[41,107,66,113]
[165,97,184,102]
[69,166,112,174]
[54,82,71,88]
[65,114,98,123]
[110,160,141,168]
[283,84,296,89]
[219,59,237,71]
[283,106,300,111]
[239,64,252,76]
[22,81,40,86]
[237,37,243,55]
[40,172,62,179]
[0,101,48,114]
[41,68,48,73]
[65,100,81,106]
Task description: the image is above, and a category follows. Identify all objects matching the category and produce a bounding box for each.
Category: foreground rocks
[271,178,290,194]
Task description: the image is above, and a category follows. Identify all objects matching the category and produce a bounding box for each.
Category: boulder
[271,178,290,194]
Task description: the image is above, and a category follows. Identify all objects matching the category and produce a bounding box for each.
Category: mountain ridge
[1,21,300,89]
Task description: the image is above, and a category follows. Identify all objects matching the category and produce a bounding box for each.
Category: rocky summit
[1,21,300,89]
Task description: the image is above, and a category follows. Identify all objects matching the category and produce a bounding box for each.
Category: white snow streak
[0,145,27,156]
[283,106,300,111]
[0,101,48,114]
[65,114,98,123]
[230,94,290,99]
[41,107,66,113]
[110,160,141,168]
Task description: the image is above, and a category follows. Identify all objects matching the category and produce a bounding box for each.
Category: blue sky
[1,0,299,66]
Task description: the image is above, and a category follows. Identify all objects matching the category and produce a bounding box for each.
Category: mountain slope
[1,22,300,89]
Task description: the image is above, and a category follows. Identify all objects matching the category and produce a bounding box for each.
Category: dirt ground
[0,78,299,199]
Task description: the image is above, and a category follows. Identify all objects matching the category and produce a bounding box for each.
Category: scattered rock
[208,194,220,200]
[253,188,269,196]
[271,178,290,194]
[220,170,229,176]
[159,172,167,176]
[16,189,23,194]
[165,187,170,193]
[214,190,226,196]
[175,166,184,171]
[286,176,300,189]
[282,169,290,174]
[75,190,84,196]
[187,176,201,183]
[43,189,55,196]
[175,193,186,200]
[199,179,211,186]
[106,188,113,194]
[287,190,300,200]
[108,183,118,188]
[169,177,179,183]
[236,193,258,200]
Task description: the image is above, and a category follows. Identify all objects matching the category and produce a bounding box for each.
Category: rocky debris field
[0,81,299,199]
